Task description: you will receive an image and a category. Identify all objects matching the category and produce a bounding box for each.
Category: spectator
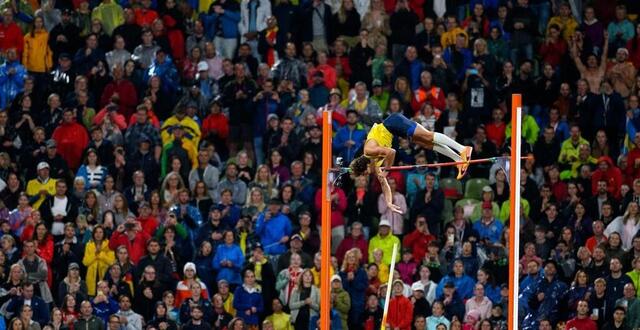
[212,230,244,286]
[368,219,400,266]
[255,198,291,256]
[0,48,27,110]
[73,301,104,330]
[565,300,598,330]
[233,268,264,328]
[0,10,24,56]
[6,281,50,326]
[179,281,213,325]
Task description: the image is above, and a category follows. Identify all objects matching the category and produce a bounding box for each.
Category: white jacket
[238,0,271,43]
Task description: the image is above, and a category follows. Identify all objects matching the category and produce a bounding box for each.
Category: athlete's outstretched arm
[364,144,402,214]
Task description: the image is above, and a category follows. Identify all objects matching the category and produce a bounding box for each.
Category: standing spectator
[238,0,271,60]
[201,0,241,60]
[5,281,50,326]
[212,230,244,286]
[607,5,634,53]
[411,173,444,236]
[403,215,436,263]
[506,0,537,65]
[565,300,598,330]
[377,177,407,235]
[233,268,264,328]
[332,110,365,165]
[0,10,24,56]
[339,248,367,330]
[222,63,257,159]
[330,275,351,330]
[114,295,143,330]
[91,0,124,36]
[48,9,81,63]
[112,9,141,53]
[0,48,27,110]
[368,219,400,265]
[300,0,332,53]
[388,0,418,63]
[271,43,307,90]
[386,279,413,330]
[51,108,89,171]
[82,226,114,296]
[179,282,213,325]
[73,301,104,330]
[290,269,320,330]
[255,198,292,256]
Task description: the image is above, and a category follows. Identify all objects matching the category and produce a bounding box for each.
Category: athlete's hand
[375,167,387,178]
[387,202,403,214]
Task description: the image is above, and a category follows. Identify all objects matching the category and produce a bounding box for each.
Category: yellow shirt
[311,266,335,288]
[26,178,57,209]
[223,293,236,316]
[266,312,294,330]
[365,123,393,166]
[376,262,389,284]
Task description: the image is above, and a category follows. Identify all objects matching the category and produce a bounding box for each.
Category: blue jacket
[436,274,475,300]
[76,165,108,190]
[174,203,203,247]
[253,97,282,136]
[200,3,241,40]
[521,275,568,330]
[0,60,26,109]
[92,297,119,323]
[339,268,368,320]
[443,47,472,82]
[472,218,504,244]
[332,124,366,164]
[233,285,264,326]
[6,296,49,326]
[255,211,292,255]
[212,243,244,285]
[145,57,179,94]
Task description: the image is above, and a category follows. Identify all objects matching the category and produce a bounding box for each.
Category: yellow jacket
[26,178,57,210]
[82,240,115,296]
[23,30,53,73]
[223,292,236,316]
[441,27,468,48]
[160,116,201,147]
[547,16,578,41]
[311,266,335,288]
[266,312,294,330]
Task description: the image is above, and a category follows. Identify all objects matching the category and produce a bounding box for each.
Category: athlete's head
[350,156,371,176]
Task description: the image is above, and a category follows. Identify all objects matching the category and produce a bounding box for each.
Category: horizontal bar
[330,156,533,173]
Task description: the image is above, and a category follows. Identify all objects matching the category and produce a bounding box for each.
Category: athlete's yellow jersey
[365,123,393,166]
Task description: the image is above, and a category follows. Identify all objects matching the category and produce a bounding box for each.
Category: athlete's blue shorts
[383,113,417,138]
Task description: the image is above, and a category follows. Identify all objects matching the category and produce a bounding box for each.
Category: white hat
[183,262,196,274]
[197,61,209,72]
[37,162,50,171]
[378,219,391,227]
[411,282,424,291]
[331,274,342,282]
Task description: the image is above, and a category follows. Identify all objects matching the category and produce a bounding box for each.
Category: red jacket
[137,216,159,237]
[626,148,640,183]
[335,234,368,265]
[386,295,413,330]
[109,230,151,265]
[0,22,24,55]
[93,107,128,130]
[314,187,347,228]
[565,317,597,330]
[626,38,640,69]
[100,79,139,119]
[307,64,337,89]
[411,86,446,114]
[591,156,623,199]
[403,229,435,263]
[36,235,54,287]
[128,111,160,129]
[327,56,351,80]
[52,121,89,171]
[539,39,568,67]
[202,113,230,140]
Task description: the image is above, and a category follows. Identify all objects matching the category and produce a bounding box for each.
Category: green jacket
[331,287,351,330]
[627,269,640,298]
[368,233,401,265]
[558,137,589,165]
[505,114,539,145]
[74,316,105,330]
[499,199,530,223]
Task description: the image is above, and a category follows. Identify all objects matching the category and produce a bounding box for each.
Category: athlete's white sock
[433,132,466,153]
[434,144,462,162]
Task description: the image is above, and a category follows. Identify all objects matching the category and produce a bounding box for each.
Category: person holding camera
[109,215,150,264]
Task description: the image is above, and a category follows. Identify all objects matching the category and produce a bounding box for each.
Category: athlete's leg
[412,123,473,179]
[433,144,462,162]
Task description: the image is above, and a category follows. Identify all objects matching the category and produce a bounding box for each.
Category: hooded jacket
[591,156,623,199]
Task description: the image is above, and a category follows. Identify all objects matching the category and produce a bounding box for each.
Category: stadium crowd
[0,0,639,329]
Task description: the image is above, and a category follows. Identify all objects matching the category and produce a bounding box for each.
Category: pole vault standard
[508,94,522,330]
[319,94,522,329]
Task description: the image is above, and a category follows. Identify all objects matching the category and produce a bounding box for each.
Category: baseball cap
[379,219,391,227]
[252,242,264,251]
[37,162,50,171]
[68,262,80,270]
[45,139,57,148]
[411,282,424,291]
[291,234,303,241]
[444,281,455,288]
[372,79,382,87]
[329,88,342,96]
[331,274,342,282]
[482,186,493,193]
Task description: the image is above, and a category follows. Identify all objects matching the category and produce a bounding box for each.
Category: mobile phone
[447,234,454,244]
[468,68,478,75]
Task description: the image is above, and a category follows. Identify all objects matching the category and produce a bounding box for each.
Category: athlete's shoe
[456,146,473,180]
